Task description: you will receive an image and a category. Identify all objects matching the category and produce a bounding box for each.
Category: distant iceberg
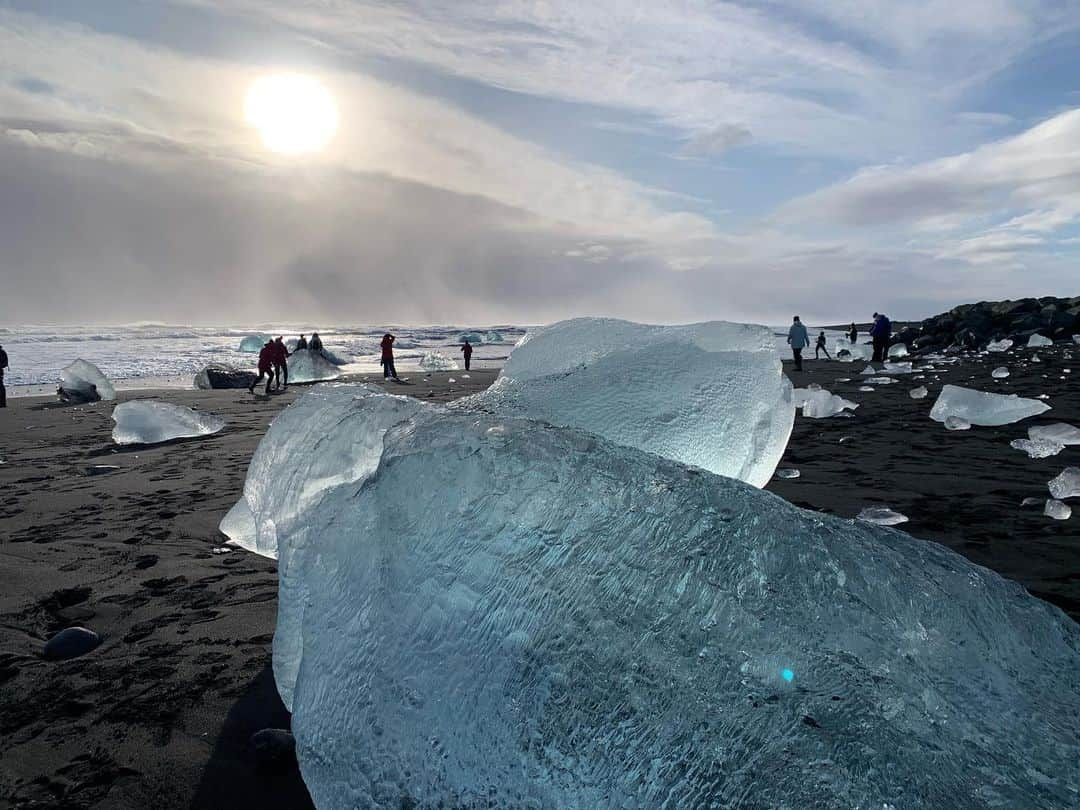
[238,334,268,352]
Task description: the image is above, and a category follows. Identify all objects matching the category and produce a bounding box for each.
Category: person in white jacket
[787,316,809,371]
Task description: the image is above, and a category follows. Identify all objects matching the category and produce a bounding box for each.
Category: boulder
[43,627,101,660]
[194,364,254,390]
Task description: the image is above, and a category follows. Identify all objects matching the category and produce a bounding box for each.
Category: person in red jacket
[272,336,289,390]
[460,339,473,371]
[380,333,399,381]
[249,340,276,395]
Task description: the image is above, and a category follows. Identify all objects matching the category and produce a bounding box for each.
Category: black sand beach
[1,351,1078,808]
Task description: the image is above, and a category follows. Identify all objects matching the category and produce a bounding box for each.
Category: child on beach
[815,331,831,360]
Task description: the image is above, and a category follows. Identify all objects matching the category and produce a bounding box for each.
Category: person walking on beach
[787,316,809,372]
[380,333,399,380]
[0,343,8,408]
[815,331,832,360]
[272,336,289,390]
[295,334,308,351]
[460,339,473,371]
[869,312,892,362]
[309,332,323,353]
[848,322,858,345]
[248,339,276,395]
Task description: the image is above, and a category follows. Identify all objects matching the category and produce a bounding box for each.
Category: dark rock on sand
[43,626,102,660]
[195,364,255,390]
[251,728,296,765]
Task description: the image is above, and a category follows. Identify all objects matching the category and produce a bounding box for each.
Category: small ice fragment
[1028,334,1052,348]
[807,382,822,391]
[909,386,928,399]
[1029,423,1080,445]
[1037,394,1050,400]
[447,378,456,384]
[883,362,913,374]
[1044,499,1072,520]
[838,436,853,443]
[834,378,851,383]
[987,339,1013,352]
[1032,354,1042,363]
[775,468,801,479]
[1010,438,1064,459]
[866,377,895,385]
[857,507,909,526]
[85,464,121,475]
[1048,468,1080,500]
[792,388,858,418]
[212,546,233,554]
[463,374,471,379]
[887,344,909,359]
[1073,335,1080,345]
[992,367,1009,379]
[930,385,1051,426]
[1021,497,1043,507]
[860,365,876,376]
[945,416,971,431]
[859,386,875,392]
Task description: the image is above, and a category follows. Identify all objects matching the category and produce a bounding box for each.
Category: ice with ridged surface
[1029,423,1080,445]
[111,401,225,445]
[419,350,459,371]
[59,359,116,401]
[463,318,794,487]
[1010,438,1064,459]
[288,349,340,384]
[1048,467,1080,500]
[264,392,1080,810]
[930,384,1050,426]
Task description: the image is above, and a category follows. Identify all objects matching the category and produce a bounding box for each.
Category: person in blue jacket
[787,315,810,371]
[869,312,892,362]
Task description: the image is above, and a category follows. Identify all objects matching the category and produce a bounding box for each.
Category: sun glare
[244,74,339,155]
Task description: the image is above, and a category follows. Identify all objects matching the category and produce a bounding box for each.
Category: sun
[244,74,339,155]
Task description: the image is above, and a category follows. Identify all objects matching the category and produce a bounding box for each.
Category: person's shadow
[190,664,313,809]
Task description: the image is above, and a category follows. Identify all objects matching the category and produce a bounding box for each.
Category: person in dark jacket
[380,333,399,380]
[787,316,809,372]
[460,339,473,371]
[272,336,289,390]
[248,340,276,395]
[309,332,323,352]
[848,323,858,344]
[869,313,892,362]
[815,331,832,360]
[0,343,8,408]
[295,334,308,351]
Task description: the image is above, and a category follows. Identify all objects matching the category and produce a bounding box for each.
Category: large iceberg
[264,391,1080,809]
[111,401,225,445]
[463,318,794,487]
[59,360,116,402]
[929,384,1051,426]
[288,349,341,384]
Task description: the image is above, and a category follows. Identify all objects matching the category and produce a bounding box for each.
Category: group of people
[786,313,893,372]
[250,335,292,395]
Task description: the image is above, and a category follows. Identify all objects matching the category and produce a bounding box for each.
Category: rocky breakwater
[896,296,1080,354]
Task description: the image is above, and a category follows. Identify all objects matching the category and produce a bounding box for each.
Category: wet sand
[1,349,1078,808]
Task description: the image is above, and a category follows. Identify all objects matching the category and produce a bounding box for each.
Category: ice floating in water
[1028,333,1053,348]
[1010,438,1064,459]
[860,364,876,375]
[882,361,913,374]
[909,386,928,399]
[775,468,800,479]
[945,416,971,431]
[1044,499,1072,520]
[930,384,1051,426]
[418,350,459,371]
[865,376,895,385]
[857,506,909,526]
[59,360,116,402]
[835,338,873,361]
[887,343,909,358]
[1029,423,1080,446]
[111,401,225,445]
[992,366,1010,379]
[987,339,1013,352]
[287,350,340,384]
[238,334,268,352]
[792,388,858,418]
[465,318,794,487]
[254,390,1080,809]
[1048,467,1080,500]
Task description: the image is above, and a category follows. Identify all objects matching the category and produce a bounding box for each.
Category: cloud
[683,124,752,156]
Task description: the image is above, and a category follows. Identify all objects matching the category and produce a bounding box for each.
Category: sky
[2,1,1080,326]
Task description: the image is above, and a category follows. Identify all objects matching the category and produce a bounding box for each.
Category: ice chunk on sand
[1028,333,1053,348]
[987,339,1013,352]
[1021,497,1043,507]
[1029,423,1080,445]
[775,468,800,479]
[111,401,225,445]
[930,384,1051,426]
[1074,335,1080,346]
[865,376,895,385]
[883,361,913,374]
[220,385,426,558]
[238,334,268,352]
[992,366,1010,379]
[857,506,908,525]
[945,416,971,431]
[909,386,928,399]
[59,360,116,402]
[287,349,340,384]
[887,343,909,358]
[836,338,873,361]
[860,364,876,375]
[791,388,857,419]
[859,386,874,392]
[1010,438,1064,459]
[465,318,794,487]
[1048,467,1080,500]
[1045,499,1072,520]
[418,350,459,371]
[265,394,1080,809]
